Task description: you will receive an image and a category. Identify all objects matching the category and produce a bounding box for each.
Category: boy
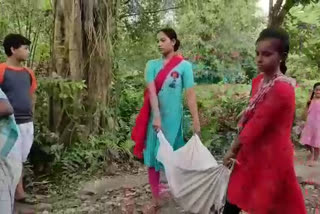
[0,88,21,213]
[0,34,37,204]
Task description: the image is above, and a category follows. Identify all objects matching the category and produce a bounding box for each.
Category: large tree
[52,0,118,134]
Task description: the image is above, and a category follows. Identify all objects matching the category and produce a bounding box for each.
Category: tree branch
[120,6,181,19]
[276,0,294,26]
[269,0,295,27]
[282,0,295,12]
[272,0,283,16]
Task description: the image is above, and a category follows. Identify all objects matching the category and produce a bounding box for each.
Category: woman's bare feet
[142,199,161,214]
[142,204,158,214]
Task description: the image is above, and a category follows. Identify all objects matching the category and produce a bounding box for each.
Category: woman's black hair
[158,28,180,51]
[307,82,320,107]
[256,28,290,74]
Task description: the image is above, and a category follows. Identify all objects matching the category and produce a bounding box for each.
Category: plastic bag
[156,131,232,214]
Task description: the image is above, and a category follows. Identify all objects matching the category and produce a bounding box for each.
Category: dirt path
[29,165,182,214]
[295,150,320,214]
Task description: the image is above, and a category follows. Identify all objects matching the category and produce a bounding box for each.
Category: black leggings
[223,201,241,214]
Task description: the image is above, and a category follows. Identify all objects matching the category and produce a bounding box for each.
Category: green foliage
[55,134,133,174]
[285,3,320,79]
[35,77,136,173]
[285,0,320,8]
[109,71,145,142]
[177,0,263,84]
[35,78,86,123]
[194,84,249,157]
[46,72,144,174]
[287,54,319,79]
[34,78,86,154]
[115,0,166,76]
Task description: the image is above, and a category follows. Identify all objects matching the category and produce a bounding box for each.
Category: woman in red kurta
[223,28,306,214]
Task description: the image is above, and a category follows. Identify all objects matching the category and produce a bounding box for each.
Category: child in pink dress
[301,82,320,162]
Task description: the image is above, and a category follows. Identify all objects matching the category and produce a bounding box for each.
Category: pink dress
[301,100,320,148]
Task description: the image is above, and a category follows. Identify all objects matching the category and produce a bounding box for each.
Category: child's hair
[307,82,320,107]
[2,34,31,57]
[256,28,290,74]
[158,28,180,51]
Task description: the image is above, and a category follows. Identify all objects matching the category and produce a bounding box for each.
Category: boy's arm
[26,67,37,113]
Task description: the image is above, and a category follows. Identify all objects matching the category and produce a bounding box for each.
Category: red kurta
[227,80,306,214]
[250,73,263,98]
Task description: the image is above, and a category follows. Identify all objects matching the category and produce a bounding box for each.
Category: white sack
[156,131,232,214]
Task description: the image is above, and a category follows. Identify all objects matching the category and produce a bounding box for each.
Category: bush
[54,134,134,175]
[31,73,144,176]
[32,78,86,173]
[287,54,320,80]
[195,84,249,157]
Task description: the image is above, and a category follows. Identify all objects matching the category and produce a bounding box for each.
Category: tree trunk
[69,0,83,80]
[52,0,116,142]
[268,0,283,27]
[268,0,294,27]
[82,0,114,132]
[53,0,68,78]
[268,0,273,25]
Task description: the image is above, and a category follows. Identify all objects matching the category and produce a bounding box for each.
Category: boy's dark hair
[158,28,180,51]
[2,34,31,57]
[307,82,320,107]
[256,28,290,74]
